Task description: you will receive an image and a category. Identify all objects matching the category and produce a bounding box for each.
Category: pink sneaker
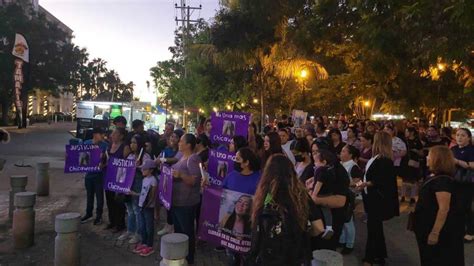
[133,244,146,254]
[140,247,155,257]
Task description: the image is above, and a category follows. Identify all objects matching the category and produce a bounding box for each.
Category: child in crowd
[313,150,336,239]
[129,159,157,257]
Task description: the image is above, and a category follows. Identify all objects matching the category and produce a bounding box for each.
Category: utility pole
[174,1,201,130]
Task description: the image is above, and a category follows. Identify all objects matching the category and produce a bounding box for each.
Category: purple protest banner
[158,164,173,210]
[207,149,236,188]
[198,187,253,253]
[210,111,251,145]
[104,157,136,194]
[64,144,102,173]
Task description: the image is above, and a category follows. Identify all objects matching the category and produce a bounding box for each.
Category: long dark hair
[233,135,248,151]
[224,195,252,236]
[238,147,260,172]
[262,132,283,166]
[328,128,342,145]
[265,132,283,154]
[132,134,147,161]
[252,154,309,230]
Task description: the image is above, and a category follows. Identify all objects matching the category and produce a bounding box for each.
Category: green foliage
[151,0,474,120]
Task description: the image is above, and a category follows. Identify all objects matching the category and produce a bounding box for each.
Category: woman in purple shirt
[223,147,261,195]
[170,134,202,265]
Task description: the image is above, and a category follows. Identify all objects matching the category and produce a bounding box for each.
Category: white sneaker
[322,228,334,240]
[157,224,174,236]
[117,231,131,241]
[128,234,141,244]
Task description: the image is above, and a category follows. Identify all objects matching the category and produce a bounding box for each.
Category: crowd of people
[77,114,473,265]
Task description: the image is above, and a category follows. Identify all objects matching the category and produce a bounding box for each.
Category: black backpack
[246,204,312,266]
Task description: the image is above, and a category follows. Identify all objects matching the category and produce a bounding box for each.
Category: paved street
[0,123,473,265]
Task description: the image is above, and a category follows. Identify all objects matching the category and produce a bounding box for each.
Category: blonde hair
[428,145,456,175]
[372,131,393,160]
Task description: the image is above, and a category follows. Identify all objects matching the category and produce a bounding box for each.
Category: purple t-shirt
[223,170,261,195]
[171,153,202,206]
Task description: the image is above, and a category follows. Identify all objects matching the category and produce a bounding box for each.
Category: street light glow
[213,107,218,112]
[300,69,308,79]
[437,63,446,71]
[364,101,370,107]
[253,98,258,104]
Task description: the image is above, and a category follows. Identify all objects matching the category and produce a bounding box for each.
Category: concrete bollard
[36,162,50,196]
[312,249,343,266]
[54,212,81,266]
[9,175,28,219]
[160,233,189,266]
[12,192,36,249]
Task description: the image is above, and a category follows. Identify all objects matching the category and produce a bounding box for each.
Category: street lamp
[299,69,309,107]
[436,62,447,126]
[300,69,308,79]
[253,98,258,104]
[364,100,370,107]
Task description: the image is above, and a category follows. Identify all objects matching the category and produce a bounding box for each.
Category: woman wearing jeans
[171,134,202,264]
[118,134,150,244]
[339,145,363,254]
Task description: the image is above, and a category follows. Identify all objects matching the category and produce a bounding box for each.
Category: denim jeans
[140,207,154,247]
[339,216,355,248]
[171,205,196,264]
[125,200,141,234]
[85,176,104,218]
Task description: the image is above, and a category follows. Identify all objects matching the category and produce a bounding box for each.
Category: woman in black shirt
[357,132,399,266]
[414,145,464,266]
[328,129,346,157]
[400,127,423,204]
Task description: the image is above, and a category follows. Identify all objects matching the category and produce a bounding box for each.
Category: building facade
[1,0,75,118]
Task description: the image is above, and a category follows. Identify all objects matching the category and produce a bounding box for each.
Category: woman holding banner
[156,129,184,236]
[118,134,150,244]
[170,134,202,265]
[248,154,324,265]
[105,128,130,233]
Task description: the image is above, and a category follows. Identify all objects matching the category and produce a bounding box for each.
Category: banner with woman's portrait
[198,187,253,253]
[64,144,102,173]
[210,111,251,145]
[207,149,235,187]
[158,164,173,210]
[104,158,136,193]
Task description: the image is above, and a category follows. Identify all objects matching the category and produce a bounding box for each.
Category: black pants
[105,190,126,229]
[364,215,387,263]
[171,205,196,264]
[85,177,104,218]
[415,229,464,266]
[195,194,202,231]
[458,183,474,235]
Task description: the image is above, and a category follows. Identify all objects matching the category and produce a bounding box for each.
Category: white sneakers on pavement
[157,224,174,236]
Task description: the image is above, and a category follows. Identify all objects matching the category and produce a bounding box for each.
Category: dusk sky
[40,0,220,102]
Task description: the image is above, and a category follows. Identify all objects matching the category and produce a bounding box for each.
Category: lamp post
[436,62,446,126]
[364,100,370,117]
[299,69,308,107]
